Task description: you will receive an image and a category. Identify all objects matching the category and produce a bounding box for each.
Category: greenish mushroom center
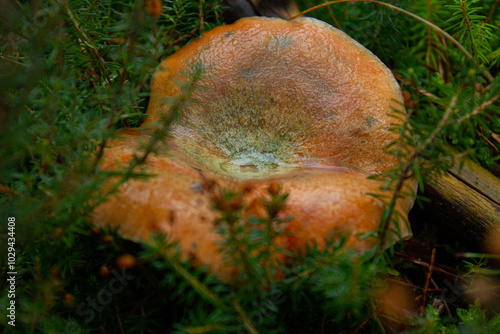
[173,85,313,179]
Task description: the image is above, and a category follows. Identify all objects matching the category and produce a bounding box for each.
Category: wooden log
[410,159,500,249]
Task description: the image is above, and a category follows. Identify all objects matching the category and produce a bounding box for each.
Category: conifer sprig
[446,0,497,65]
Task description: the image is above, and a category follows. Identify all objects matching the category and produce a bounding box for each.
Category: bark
[410,160,500,249]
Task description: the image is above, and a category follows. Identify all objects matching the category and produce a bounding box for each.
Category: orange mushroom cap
[93,17,417,281]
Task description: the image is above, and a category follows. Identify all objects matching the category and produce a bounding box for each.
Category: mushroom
[93,17,417,281]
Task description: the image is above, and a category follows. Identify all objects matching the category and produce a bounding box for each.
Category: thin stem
[0,55,25,66]
[164,253,225,309]
[455,94,500,126]
[65,4,111,83]
[420,248,436,315]
[415,95,458,155]
[373,94,459,258]
[101,70,202,198]
[486,0,500,23]
[199,0,205,33]
[168,0,182,39]
[232,299,260,334]
[460,1,477,59]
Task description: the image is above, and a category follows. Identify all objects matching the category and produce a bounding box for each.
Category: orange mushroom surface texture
[93,17,417,281]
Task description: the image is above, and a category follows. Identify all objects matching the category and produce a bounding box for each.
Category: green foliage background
[0,0,500,333]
